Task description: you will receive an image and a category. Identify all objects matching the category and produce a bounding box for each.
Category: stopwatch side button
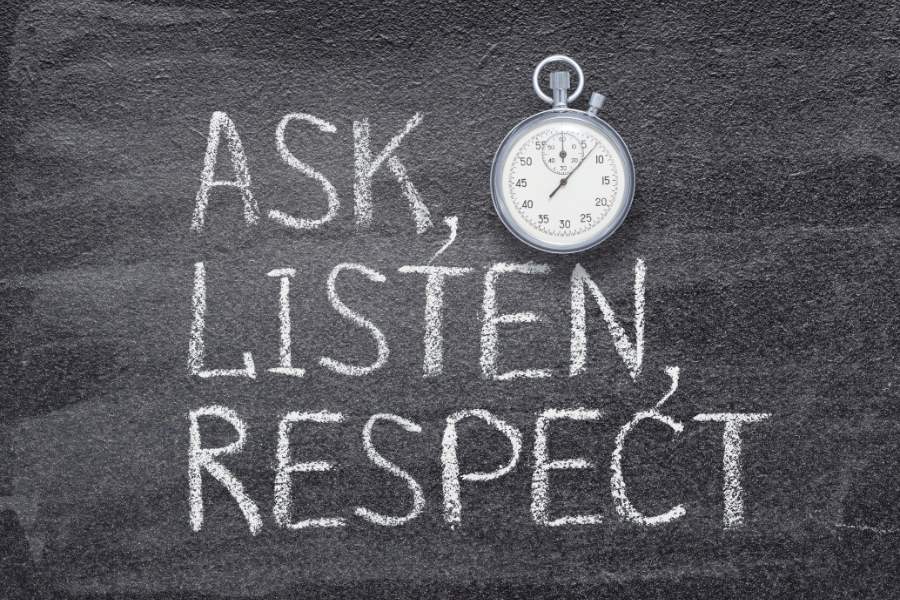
[549,71,571,109]
[587,92,606,117]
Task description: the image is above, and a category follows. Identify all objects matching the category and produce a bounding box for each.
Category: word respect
[189,405,771,534]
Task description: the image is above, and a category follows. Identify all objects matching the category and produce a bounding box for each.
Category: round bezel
[490,109,635,254]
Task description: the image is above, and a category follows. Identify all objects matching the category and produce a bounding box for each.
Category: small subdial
[540,132,585,176]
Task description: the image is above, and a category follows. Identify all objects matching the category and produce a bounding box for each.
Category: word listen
[189,260,646,380]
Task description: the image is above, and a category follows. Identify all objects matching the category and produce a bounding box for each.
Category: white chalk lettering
[353,114,430,230]
[319,263,389,376]
[269,113,340,229]
[655,367,680,409]
[355,413,425,526]
[442,409,523,524]
[480,262,551,380]
[531,408,604,526]
[274,411,346,529]
[430,215,459,264]
[693,412,772,529]
[191,111,259,231]
[611,409,686,525]
[188,262,256,379]
[398,265,474,377]
[570,259,645,380]
[266,268,305,377]
[387,156,433,233]
[188,405,262,534]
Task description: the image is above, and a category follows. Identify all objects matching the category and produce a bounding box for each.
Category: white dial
[493,114,632,252]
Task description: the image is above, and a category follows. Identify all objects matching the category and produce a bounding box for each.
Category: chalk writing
[442,409,523,524]
[274,411,346,529]
[270,113,340,229]
[480,262,552,380]
[693,413,772,528]
[186,405,772,533]
[353,113,427,229]
[319,263,389,376]
[267,268,305,377]
[189,262,256,379]
[570,260,644,380]
[191,112,258,231]
[398,265,473,377]
[355,413,425,526]
[189,405,262,534]
[532,408,604,526]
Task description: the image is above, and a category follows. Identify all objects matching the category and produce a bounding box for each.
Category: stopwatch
[490,55,635,253]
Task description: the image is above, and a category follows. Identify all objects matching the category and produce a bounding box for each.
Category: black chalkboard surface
[1,1,899,598]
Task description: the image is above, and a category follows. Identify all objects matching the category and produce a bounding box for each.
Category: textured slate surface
[1,0,899,597]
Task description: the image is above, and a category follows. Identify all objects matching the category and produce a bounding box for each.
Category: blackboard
[1,1,899,598]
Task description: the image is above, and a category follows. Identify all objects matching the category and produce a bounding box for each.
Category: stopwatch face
[490,111,634,253]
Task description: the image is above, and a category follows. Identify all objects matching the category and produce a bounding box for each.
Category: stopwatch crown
[549,71,570,90]
[549,71,570,109]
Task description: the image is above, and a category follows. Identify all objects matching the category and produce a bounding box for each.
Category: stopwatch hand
[549,141,598,199]
[549,179,566,198]
[568,141,598,179]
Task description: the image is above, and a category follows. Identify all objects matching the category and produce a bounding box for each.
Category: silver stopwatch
[490,55,635,253]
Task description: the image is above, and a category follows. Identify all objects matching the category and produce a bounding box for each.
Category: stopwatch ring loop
[532,55,584,105]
